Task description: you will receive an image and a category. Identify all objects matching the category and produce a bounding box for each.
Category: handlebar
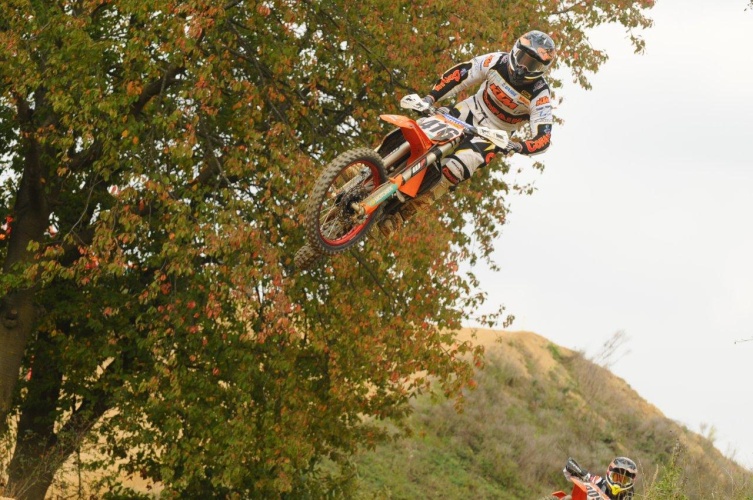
[565,457,588,480]
[399,93,509,150]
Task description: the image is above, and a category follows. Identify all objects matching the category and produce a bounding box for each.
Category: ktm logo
[535,96,550,106]
[483,55,494,67]
[433,69,462,92]
[483,93,525,124]
[489,83,518,109]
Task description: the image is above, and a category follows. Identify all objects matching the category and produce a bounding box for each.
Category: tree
[0,0,653,497]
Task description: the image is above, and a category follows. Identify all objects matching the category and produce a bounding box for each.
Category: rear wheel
[293,244,323,271]
[304,148,388,254]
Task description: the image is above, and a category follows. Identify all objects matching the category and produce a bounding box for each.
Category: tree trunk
[4,449,57,500]
[0,291,37,434]
[0,108,49,431]
[3,428,59,499]
[2,326,111,500]
[3,335,63,500]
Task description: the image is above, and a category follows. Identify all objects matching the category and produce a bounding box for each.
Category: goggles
[608,470,635,488]
[511,45,550,77]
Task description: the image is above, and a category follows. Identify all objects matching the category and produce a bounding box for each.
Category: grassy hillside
[352,329,753,499]
[36,329,753,498]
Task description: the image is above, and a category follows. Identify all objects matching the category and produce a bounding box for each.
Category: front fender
[379,114,433,197]
[379,114,434,164]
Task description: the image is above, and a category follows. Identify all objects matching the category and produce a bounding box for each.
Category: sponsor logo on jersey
[496,79,519,99]
[433,69,464,92]
[524,132,551,152]
[491,73,531,106]
[488,71,531,106]
[482,92,526,125]
[535,96,550,106]
[534,105,552,119]
[483,55,494,67]
[489,83,518,110]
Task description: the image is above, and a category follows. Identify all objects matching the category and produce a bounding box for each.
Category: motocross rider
[378,30,556,237]
[563,456,638,499]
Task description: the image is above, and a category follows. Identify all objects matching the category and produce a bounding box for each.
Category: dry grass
[356,329,753,499]
[7,328,752,498]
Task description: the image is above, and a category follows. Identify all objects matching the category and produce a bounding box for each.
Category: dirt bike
[547,476,611,500]
[294,94,509,270]
[545,458,611,500]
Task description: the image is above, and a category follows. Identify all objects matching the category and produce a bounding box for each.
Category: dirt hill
[44,329,753,498]
[353,328,753,499]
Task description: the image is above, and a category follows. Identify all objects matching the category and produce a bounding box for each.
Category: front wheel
[304,148,388,254]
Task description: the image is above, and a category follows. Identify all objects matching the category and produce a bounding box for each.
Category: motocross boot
[376,169,458,239]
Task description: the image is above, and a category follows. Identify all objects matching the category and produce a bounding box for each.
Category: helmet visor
[608,470,634,488]
[511,46,549,76]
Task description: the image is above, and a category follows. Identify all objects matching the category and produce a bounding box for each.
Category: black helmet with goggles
[606,456,638,496]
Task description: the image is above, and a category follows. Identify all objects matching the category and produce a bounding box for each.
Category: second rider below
[378,30,557,238]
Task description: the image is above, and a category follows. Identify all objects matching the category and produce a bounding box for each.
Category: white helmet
[508,30,556,85]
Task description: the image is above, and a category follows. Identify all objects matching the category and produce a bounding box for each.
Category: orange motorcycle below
[547,475,610,500]
[545,458,611,500]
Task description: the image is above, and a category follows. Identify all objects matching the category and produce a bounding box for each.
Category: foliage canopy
[0,0,652,497]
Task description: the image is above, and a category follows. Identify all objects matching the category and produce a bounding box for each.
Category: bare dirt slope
[459,327,666,419]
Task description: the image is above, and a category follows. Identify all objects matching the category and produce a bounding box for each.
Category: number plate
[418,116,464,143]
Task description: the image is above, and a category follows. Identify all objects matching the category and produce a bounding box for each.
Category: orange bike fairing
[379,114,433,161]
[397,165,427,198]
[379,114,434,197]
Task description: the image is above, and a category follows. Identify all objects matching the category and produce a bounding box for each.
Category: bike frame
[351,113,466,217]
[294,94,510,266]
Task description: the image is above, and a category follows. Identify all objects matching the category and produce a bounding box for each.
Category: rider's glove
[424,96,450,115]
[503,140,523,155]
[419,95,436,115]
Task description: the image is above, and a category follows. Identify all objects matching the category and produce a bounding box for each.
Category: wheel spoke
[320,212,345,240]
[304,148,387,254]
[318,199,346,239]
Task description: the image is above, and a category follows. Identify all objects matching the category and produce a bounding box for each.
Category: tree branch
[130,66,185,118]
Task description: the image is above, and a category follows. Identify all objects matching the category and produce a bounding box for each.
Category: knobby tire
[293,244,323,272]
[304,148,387,255]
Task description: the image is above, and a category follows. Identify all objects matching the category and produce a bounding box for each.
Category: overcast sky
[468,0,753,468]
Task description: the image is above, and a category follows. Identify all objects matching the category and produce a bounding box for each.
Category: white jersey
[428,51,553,155]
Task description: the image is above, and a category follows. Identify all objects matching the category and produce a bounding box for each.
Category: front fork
[351,139,459,216]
